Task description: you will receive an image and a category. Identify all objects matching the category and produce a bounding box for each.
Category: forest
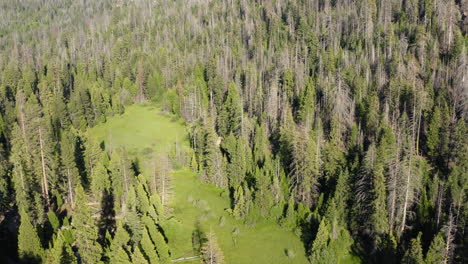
[0,0,466,263]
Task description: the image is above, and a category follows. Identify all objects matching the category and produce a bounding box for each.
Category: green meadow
[90,104,309,264]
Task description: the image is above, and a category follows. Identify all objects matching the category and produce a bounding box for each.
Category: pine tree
[110,222,131,264]
[252,122,269,168]
[310,219,335,264]
[112,247,132,264]
[290,126,320,207]
[426,106,441,160]
[45,231,77,264]
[10,124,33,213]
[132,246,149,264]
[109,148,134,211]
[90,161,110,201]
[217,82,242,136]
[322,124,345,181]
[140,228,159,264]
[60,130,80,208]
[426,233,446,264]
[281,69,294,104]
[226,136,247,188]
[371,160,389,235]
[141,216,170,263]
[280,195,296,230]
[402,233,424,264]
[310,216,353,264]
[73,184,102,264]
[202,119,225,186]
[18,210,43,263]
[232,185,246,219]
[297,77,315,128]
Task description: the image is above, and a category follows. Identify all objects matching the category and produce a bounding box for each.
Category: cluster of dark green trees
[0,0,466,263]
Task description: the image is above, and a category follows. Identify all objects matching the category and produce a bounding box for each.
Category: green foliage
[132,246,149,264]
[1,0,467,262]
[402,233,424,264]
[426,233,446,264]
[47,211,60,232]
[217,82,242,136]
[140,228,160,264]
[426,106,441,159]
[297,77,315,127]
[18,210,43,263]
[110,222,131,264]
[147,71,164,100]
[73,184,102,264]
[309,218,354,264]
[45,231,76,264]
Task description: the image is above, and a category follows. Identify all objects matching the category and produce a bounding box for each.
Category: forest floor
[90,104,309,264]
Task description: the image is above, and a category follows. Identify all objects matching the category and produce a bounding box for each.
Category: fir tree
[217,82,242,136]
[18,210,43,263]
[426,233,446,264]
[140,228,160,264]
[45,231,77,264]
[132,246,149,264]
[402,233,424,264]
[73,184,102,264]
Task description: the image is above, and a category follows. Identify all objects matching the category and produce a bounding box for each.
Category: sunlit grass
[90,103,309,264]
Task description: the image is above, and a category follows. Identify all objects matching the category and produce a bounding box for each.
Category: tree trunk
[39,128,50,206]
[67,168,74,208]
[400,153,412,234]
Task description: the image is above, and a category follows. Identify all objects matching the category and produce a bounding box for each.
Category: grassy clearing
[90,104,309,263]
[166,170,309,264]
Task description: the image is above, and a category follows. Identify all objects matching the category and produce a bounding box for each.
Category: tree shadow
[191,222,207,254]
[74,135,88,188]
[97,189,115,246]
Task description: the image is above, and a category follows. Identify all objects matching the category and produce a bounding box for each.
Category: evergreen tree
[426,233,446,264]
[140,228,159,264]
[45,231,77,264]
[291,126,320,207]
[310,219,336,263]
[297,77,315,128]
[18,210,43,263]
[132,246,149,264]
[60,130,80,207]
[426,106,441,160]
[226,136,247,188]
[217,82,242,136]
[310,217,353,264]
[402,233,424,264]
[281,195,296,230]
[110,222,131,264]
[112,247,132,264]
[73,184,102,264]
[109,148,134,211]
[90,161,110,201]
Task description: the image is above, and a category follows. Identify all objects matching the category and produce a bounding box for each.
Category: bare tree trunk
[122,159,129,195]
[39,128,50,206]
[67,168,74,208]
[436,186,444,228]
[401,116,417,235]
[444,212,455,264]
[400,152,412,234]
[388,146,400,234]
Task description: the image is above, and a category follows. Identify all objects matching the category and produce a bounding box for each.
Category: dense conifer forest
[0,0,467,263]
